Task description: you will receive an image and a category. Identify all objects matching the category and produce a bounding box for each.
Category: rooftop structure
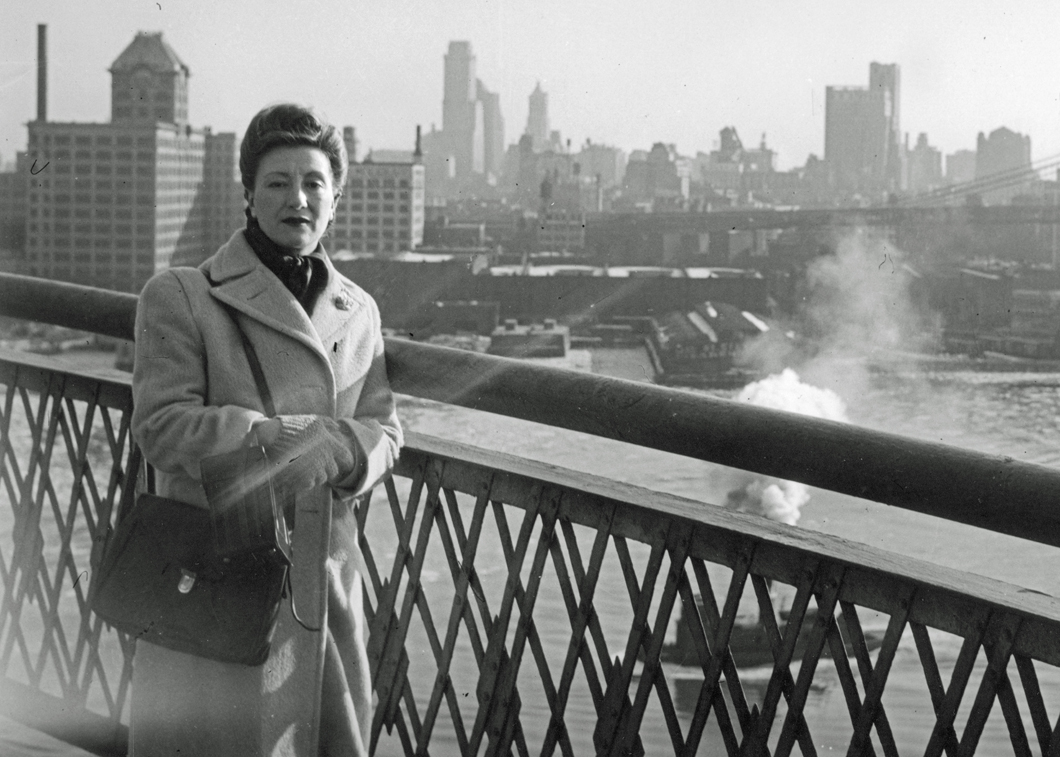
[824,62,902,199]
[23,30,242,292]
[332,139,426,256]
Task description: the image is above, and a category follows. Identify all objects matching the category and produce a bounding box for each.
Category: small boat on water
[661,599,886,669]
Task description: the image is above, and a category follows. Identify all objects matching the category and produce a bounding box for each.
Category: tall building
[525,83,550,151]
[441,41,481,179]
[695,128,776,204]
[422,41,505,200]
[330,133,426,255]
[574,140,627,190]
[477,82,505,181]
[199,130,245,265]
[0,154,29,267]
[824,62,902,199]
[622,143,691,211]
[906,133,943,194]
[24,31,243,292]
[975,126,1034,204]
[945,150,977,185]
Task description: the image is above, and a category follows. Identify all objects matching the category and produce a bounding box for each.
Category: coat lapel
[203,230,330,363]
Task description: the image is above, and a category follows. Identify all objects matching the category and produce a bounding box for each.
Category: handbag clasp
[178,569,197,594]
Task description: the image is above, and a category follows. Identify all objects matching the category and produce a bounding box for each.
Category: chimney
[36,24,47,122]
[414,125,422,162]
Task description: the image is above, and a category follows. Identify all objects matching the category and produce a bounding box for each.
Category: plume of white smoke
[738,230,940,401]
[724,368,848,526]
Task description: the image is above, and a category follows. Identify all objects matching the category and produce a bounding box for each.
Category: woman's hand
[254,415,362,493]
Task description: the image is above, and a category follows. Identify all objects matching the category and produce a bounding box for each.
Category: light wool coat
[129,229,402,756]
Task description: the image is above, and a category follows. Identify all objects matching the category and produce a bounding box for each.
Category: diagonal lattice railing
[357,432,1060,756]
[5,275,1060,754]
[0,350,134,755]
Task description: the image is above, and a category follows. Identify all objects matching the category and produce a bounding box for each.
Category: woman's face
[246,145,337,255]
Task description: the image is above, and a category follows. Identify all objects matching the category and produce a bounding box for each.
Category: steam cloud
[738,230,940,399]
[724,368,848,526]
[721,230,937,525]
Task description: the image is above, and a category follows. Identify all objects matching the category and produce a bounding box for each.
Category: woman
[130,103,402,755]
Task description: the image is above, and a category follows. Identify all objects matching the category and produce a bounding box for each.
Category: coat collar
[202,230,365,361]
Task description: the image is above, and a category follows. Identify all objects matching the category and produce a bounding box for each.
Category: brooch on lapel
[333,291,354,311]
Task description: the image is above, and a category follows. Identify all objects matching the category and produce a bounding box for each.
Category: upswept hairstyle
[239,103,348,195]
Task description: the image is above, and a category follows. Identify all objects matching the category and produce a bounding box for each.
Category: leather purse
[89,290,291,666]
[88,485,286,666]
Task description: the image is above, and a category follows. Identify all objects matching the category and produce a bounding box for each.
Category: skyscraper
[976,126,1034,204]
[477,82,505,181]
[525,83,549,151]
[824,62,902,198]
[441,41,480,179]
[423,41,505,199]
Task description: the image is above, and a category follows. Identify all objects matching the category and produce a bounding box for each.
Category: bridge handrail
[11,272,1060,753]
[2,271,1058,550]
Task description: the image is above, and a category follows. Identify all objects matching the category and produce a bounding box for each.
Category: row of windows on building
[35,256,151,268]
[30,222,152,234]
[31,238,147,250]
[344,191,412,201]
[334,229,412,240]
[30,192,156,206]
[334,216,411,227]
[31,178,196,195]
[347,177,413,189]
[113,89,178,103]
[31,205,189,219]
[34,164,199,179]
[337,204,412,215]
[30,134,159,148]
[29,215,184,232]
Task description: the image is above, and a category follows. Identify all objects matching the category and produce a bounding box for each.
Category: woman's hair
[239,103,348,194]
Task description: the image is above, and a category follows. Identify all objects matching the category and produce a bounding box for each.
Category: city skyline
[2,0,1059,173]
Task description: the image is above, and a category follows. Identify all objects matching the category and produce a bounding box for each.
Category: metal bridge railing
[4,272,1060,755]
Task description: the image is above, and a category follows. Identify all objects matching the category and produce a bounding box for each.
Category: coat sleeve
[334,295,403,498]
[131,270,268,481]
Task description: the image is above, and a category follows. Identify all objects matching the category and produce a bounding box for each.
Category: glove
[253,415,361,496]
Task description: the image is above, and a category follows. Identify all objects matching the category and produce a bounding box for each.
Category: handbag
[89,291,291,666]
[88,487,286,665]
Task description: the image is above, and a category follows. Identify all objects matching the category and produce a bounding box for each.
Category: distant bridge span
[591,204,1060,233]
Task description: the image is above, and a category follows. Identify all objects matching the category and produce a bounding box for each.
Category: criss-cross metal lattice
[5,350,1060,755]
[359,436,1060,757]
[0,353,136,750]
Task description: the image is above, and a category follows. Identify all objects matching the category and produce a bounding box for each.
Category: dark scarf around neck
[243,215,328,314]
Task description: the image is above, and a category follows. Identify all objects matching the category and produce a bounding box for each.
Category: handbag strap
[203,270,322,633]
[232,321,276,417]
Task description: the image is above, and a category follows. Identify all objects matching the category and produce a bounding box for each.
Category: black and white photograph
[2,2,1060,754]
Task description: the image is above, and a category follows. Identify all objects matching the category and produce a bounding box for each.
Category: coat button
[334,295,350,310]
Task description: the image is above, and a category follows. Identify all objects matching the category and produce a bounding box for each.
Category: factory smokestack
[37,24,47,122]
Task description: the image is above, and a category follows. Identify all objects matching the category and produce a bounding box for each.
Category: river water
[5,349,1060,754]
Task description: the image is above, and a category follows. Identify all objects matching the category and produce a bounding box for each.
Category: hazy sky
[3,0,1059,172]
